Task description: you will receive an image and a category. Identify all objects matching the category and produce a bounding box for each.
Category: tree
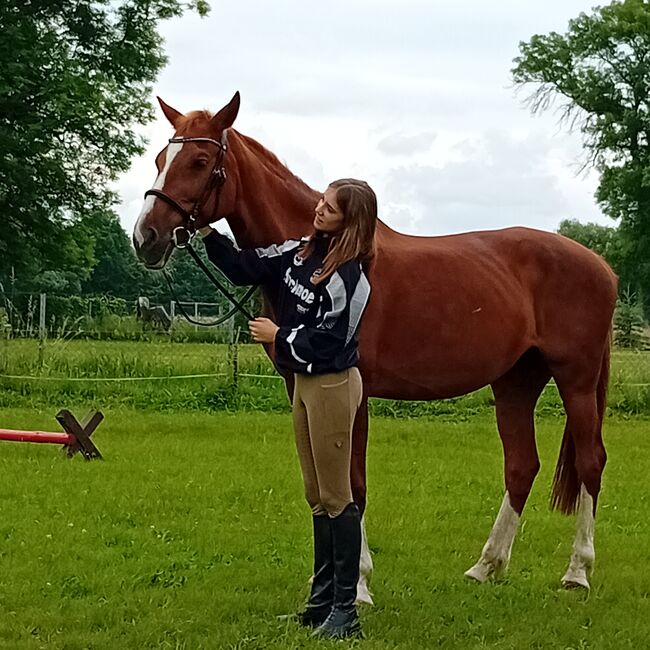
[0,0,209,282]
[614,287,649,348]
[81,210,151,299]
[512,0,650,316]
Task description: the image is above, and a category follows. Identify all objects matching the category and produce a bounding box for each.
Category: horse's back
[360,224,617,399]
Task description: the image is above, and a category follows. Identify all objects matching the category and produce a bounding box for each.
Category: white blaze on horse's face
[133,141,184,247]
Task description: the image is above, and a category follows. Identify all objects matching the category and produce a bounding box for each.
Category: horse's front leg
[351,395,373,605]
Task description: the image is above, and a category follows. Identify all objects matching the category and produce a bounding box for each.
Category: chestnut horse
[133,92,618,597]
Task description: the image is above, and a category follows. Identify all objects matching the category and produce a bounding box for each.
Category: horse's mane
[234,131,315,196]
[173,110,315,196]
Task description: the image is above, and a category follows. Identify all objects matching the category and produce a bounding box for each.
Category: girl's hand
[248,317,279,343]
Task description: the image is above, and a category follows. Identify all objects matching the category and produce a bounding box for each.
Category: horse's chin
[143,243,174,271]
[145,259,167,271]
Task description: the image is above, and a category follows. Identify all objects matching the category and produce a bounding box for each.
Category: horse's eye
[194,158,209,168]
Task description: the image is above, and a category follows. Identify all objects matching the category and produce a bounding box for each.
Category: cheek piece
[143,132,229,249]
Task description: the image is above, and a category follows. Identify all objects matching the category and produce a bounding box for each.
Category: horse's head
[133,92,241,269]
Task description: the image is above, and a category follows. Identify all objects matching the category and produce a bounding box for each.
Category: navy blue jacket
[202,230,371,375]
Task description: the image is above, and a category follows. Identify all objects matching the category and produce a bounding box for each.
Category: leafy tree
[513,0,650,316]
[80,210,151,299]
[0,0,208,282]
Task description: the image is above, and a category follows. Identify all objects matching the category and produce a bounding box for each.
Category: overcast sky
[116,0,612,238]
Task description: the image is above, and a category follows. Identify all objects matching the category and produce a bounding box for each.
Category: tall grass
[0,339,649,417]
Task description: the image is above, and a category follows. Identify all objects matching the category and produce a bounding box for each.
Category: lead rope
[163,241,257,327]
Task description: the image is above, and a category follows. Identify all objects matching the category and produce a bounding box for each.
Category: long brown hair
[301,178,377,284]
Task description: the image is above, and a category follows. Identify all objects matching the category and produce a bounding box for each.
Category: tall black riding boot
[313,503,362,639]
[297,514,334,627]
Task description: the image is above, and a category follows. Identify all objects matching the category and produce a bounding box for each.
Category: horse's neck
[225,131,318,249]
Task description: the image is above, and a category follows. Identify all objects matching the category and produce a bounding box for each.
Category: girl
[199,178,377,639]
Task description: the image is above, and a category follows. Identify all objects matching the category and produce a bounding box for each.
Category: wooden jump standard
[0,409,103,460]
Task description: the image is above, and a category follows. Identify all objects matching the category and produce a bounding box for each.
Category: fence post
[229,326,240,391]
[39,293,46,336]
[1,319,8,373]
[194,302,198,332]
[228,309,234,341]
[38,292,47,369]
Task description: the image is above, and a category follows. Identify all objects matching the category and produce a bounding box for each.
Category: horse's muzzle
[133,231,174,270]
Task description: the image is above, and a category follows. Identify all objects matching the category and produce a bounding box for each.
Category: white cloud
[377,132,436,156]
[379,129,600,235]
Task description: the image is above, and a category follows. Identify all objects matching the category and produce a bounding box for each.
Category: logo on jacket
[284,268,315,304]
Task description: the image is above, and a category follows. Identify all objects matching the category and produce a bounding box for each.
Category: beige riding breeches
[292,367,363,517]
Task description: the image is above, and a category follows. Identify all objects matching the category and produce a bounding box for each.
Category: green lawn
[0,408,648,649]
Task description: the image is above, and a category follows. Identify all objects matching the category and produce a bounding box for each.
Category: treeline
[0,208,239,307]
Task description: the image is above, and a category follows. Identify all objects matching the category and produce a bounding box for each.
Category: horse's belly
[362,355,515,400]
[359,297,533,400]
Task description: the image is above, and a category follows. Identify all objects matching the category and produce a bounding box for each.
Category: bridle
[144,130,257,325]
[144,132,229,249]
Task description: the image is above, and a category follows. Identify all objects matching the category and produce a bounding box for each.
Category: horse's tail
[550,325,612,515]
[596,324,613,430]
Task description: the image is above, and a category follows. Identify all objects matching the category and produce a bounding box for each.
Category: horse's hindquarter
[358,226,614,401]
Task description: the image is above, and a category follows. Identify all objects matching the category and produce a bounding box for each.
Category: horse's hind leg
[554,388,605,589]
[561,482,595,589]
[350,395,373,605]
[465,349,550,582]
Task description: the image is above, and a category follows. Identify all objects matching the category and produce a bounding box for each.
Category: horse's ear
[211,91,241,132]
[157,97,184,128]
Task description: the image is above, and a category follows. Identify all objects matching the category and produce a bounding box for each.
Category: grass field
[0,407,648,649]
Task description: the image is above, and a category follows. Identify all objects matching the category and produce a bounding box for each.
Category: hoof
[561,570,590,590]
[465,556,507,583]
[464,561,492,583]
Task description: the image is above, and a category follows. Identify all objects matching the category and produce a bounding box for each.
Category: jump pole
[0,409,103,460]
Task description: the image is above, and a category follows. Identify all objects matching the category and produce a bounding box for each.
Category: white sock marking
[465,492,520,582]
[357,514,374,605]
[562,484,595,589]
[134,141,183,245]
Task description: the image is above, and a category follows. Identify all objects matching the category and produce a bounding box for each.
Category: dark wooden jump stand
[0,409,103,460]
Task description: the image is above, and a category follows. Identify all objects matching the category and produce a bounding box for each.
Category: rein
[145,131,257,326]
[162,245,256,326]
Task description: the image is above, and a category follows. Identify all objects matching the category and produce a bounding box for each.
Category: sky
[116,0,612,239]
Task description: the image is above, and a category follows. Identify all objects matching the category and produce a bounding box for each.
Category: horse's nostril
[133,226,158,254]
[144,227,158,246]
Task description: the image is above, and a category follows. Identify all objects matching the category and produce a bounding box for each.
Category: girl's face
[314,186,345,233]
